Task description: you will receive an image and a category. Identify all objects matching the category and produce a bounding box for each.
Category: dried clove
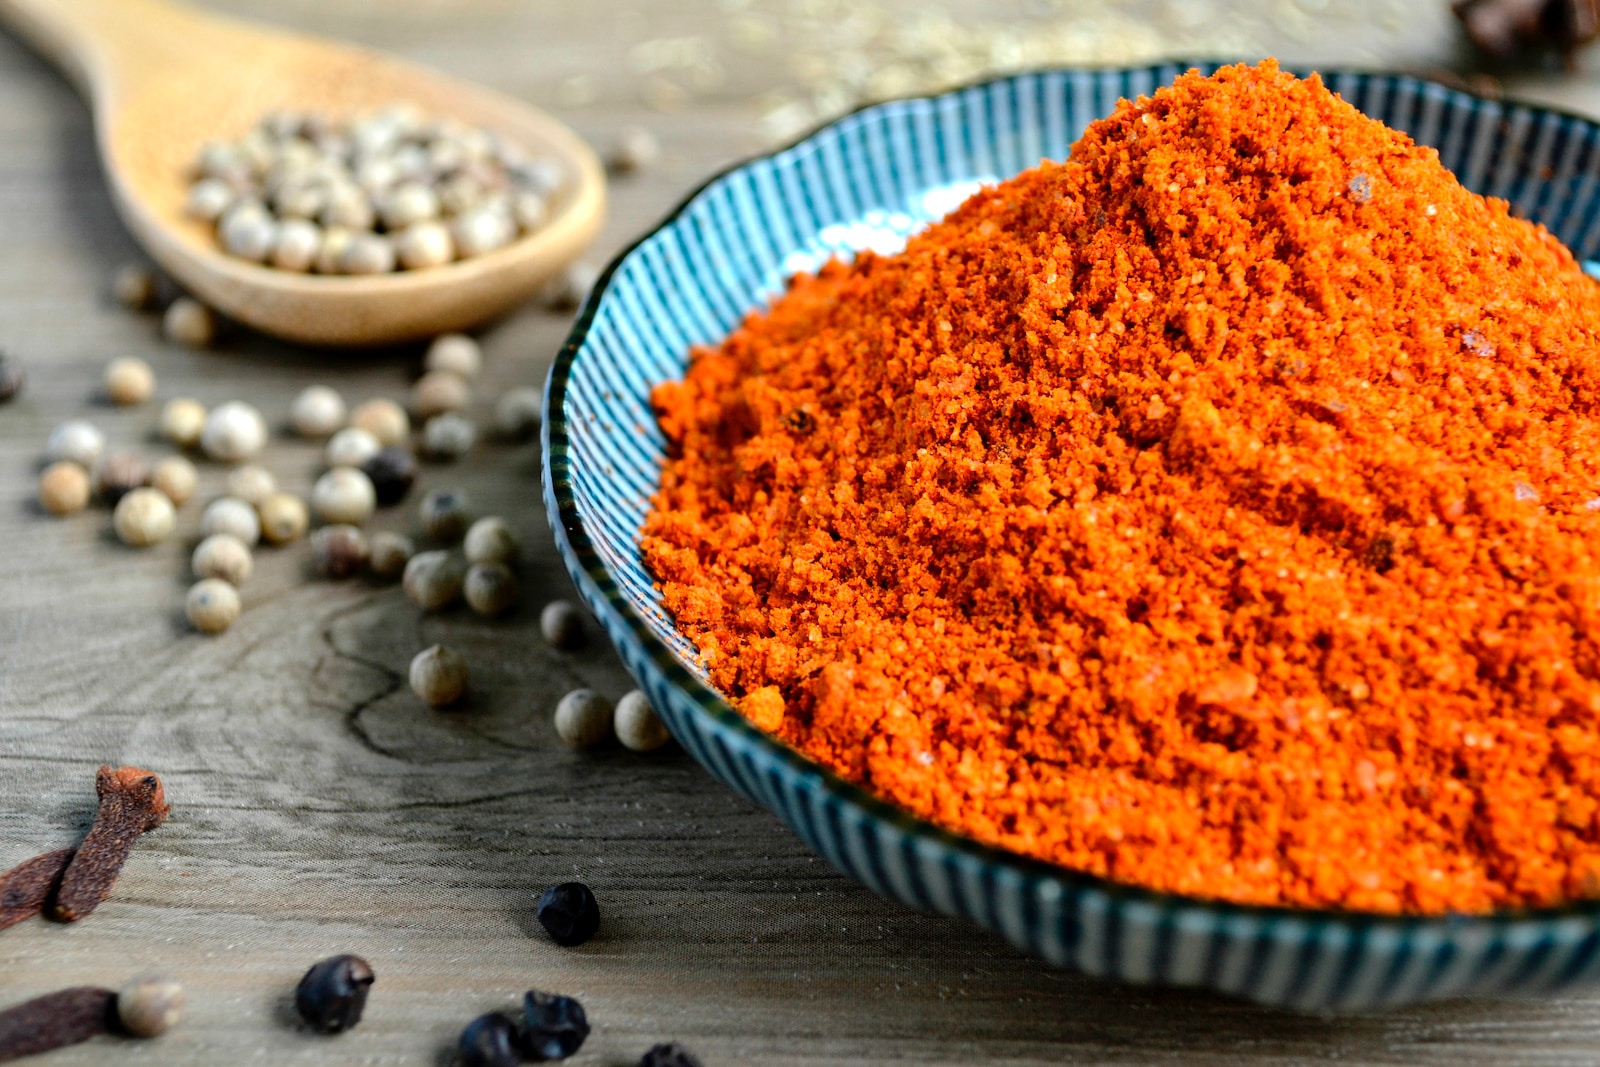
[50,766,169,923]
[0,987,115,1062]
[0,848,74,931]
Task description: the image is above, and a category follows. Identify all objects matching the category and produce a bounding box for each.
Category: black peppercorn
[0,354,22,404]
[294,954,374,1034]
[535,882,600,947]
[458,1012,520,1067]
[520,990,589,1061]
[639,1042,704,1067]
[361,446,418,507]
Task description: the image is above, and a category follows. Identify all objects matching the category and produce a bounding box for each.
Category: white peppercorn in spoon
[0,0,605,346]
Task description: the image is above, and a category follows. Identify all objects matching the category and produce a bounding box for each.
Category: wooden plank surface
[2,1,1600,1064]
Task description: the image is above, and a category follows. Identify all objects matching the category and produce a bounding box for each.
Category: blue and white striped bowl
[544,63,1600,1010]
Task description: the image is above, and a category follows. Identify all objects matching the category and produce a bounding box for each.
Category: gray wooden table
[3,1,1600,1063]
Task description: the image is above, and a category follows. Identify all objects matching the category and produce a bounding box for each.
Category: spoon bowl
[0,0,605,346]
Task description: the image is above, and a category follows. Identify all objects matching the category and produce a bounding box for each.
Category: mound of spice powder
[641,60,1600,914]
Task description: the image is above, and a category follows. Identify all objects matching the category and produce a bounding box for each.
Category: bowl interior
[546,62,1600,1008]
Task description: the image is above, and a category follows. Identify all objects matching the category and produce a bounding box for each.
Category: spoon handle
[0,0,210,104]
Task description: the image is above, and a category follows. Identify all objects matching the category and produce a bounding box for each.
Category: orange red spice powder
[641,60,1600,914]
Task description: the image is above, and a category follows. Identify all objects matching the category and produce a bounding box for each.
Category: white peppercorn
[554,689,613,749]
[158,398,207,448]
[610,125,661,173]
[419,487,470,542]
[349,398,409,447]
[38,461,90,516]
[614,690,670,752]
[381,181,440,229]
[494,387,543,440]
[113,487,176,547]
[314,226,354,274]
[319,188,374,231]
[324,426,381,469]
[312,524,369,577]
[411,369,470,420]
[368,531,415,579]
[258,491,309,545]
[271,180,326,221]
[224,464,276,506]
[464,562,518,616]
[111,263,159,310]
[163,298,218,348]
[420,412,475,461]
[201,401,267,462]
[450,207,515,257]
[218,202,276,261]
[200,496,262,546]
[403,550,465,610]
[116,974,185,1038]
[339,233,396,275]
[410,645,467,707]
[312,467,377,525]
[104,357,155,406]
[184,177,236,222]
[46,420,104,469]
[290,385,346,438]
[192,532,253,585]
[96,453,150,506]
[150,456,198,507]
[539,600,586,651]
[424,333,482,379]
[464,516,520,566]
[186,578,241,634]
[512,191,547,232]
[270,217,321,271]
[395,221,455,270]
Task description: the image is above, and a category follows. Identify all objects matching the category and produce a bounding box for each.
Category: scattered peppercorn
[200,401,267,462]
[115,975,184,1038]
[311,468,377,525]
[192,533,253,585]
[409,644,468,707]
[424,333,481,379]
[458,1012,521,1067]
[38,461,91,516]
[349,398,409,446]
[421,412,476,460]
[51,766,169,922]
[614,690,671,752]
[638,1042,704,1067]
[290,385,346,438]
[46,420,105,469]
[368,531,415,579]
[258,491,310,545]
[158,398,207,449]
[224,464,276,506]
[163,297,217,348]
[419,487,470,541]
[312,525,370,578]
[0,987,116,1060]
[535,882,600,947]
[494,387,543,441]
[609,125,661,174]
[361,446,417,506]
[462,516,520,567]
[554,690,613,749]
[464,562,518,616]
[103,356,155,406]
[200,496,262,546]
[0,353,23,404]
[539,600,586,651]
[111,263,159,310]
[403,550,466,610]
[150,456,198,507]
[294,954,374,1035]
[186,578,242,633]
[325,426,382,469]
[411,369,470,420]
[113,488,176,547]
[339,232,396,275]
[520,990,590,1061]
[94,453,150,507]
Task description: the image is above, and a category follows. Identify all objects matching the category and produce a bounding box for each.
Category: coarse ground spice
[642,61,1600,914]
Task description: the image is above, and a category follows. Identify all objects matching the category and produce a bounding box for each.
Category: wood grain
[1,2,1600,1064]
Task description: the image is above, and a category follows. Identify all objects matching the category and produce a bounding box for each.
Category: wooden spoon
[0,0,606,346]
